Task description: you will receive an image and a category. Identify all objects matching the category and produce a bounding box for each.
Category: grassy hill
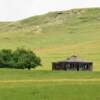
[0,8,100,71]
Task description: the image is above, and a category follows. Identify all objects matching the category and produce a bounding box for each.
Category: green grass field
[0,69,100,100]
[0,8,100,100]
[0,82,100,100]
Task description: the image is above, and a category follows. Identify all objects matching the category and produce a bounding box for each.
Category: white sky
[0,0,100,21]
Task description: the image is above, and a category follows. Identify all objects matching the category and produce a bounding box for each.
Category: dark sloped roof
[66,55,87,62]
[58,55,92,63]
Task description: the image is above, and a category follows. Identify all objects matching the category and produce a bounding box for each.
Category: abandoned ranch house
[52,56,93,71]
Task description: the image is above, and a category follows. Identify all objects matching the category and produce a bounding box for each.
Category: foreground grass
[0,69,100,100]
[0,82,100,100]
[0,69,100,80]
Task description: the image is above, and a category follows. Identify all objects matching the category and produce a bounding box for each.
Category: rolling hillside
[0,8,100,71]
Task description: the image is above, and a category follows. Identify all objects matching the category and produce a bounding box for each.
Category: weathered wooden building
[52,56,93,71]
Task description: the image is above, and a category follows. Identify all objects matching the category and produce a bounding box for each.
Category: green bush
[0,48,41,70]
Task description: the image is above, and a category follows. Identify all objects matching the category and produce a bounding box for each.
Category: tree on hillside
[0,48,41,70]
[13,48,41,70]
[0,49,13,68]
